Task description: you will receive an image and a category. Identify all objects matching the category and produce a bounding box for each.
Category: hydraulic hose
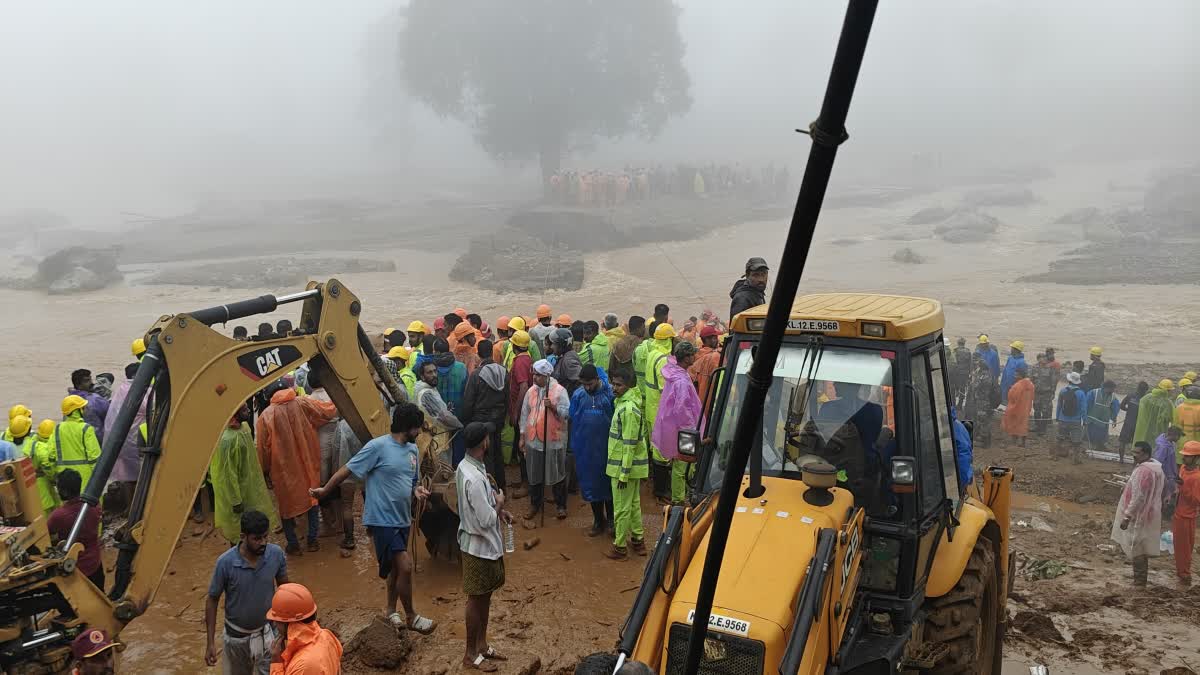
[682,2,879,672]
[779,528,837,674]
[65,338,163,553]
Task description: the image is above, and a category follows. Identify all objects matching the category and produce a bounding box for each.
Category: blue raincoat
[999,353,1026,405]
[976,345,1000,381]
[569,367,614,503]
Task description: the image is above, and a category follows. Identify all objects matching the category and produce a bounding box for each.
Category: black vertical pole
[681,2,879,672]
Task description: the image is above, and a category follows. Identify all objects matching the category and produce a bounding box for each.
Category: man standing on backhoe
[729,257,769,319]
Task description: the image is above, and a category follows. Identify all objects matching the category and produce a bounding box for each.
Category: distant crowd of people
[547,162,791,207]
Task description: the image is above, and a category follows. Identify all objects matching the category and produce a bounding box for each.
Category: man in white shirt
[456,422,513,671]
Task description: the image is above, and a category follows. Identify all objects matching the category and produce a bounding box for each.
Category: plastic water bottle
[1161,530,1174,555]
[504,521,516,554]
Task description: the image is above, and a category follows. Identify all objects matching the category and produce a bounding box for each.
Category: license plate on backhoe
[787,319,840,332]
[686,609,751,636]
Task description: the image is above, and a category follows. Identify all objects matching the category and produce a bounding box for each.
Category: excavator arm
[0,279,403,672]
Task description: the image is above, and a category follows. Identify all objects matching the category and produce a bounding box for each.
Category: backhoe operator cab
[633,294,1013,674]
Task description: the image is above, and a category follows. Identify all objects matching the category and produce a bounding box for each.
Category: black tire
[924,536,1002,675]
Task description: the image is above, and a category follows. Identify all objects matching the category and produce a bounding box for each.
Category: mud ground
[114,462,662,674]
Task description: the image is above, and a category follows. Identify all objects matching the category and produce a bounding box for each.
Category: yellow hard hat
[8,404,32,421]
[1159,379,1176,390]
[511,330,531,348]
[131,338,146,357]
[1010,340,1024,352]
[61,395,88,417]
[1089,346,1102,356]
[386,346,411,361]
[654,323,677,340]
[8,415,32,438]
[1185,371,1198,382]
[978,334,989,344]
[1181,378,1194,388]
[36,419,55,441]
[407,321,426,333]
[383,327,397,337]
[508,316,527,332]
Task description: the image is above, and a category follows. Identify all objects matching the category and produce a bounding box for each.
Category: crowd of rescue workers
[3,255,1199,674]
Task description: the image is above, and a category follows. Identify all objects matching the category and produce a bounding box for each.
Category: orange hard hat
[556,313,572,325]
[454,308,468,319]
[1183,441,1200,457]
[536,304,552,319]
[266,583,317,622]
[496,316,510,331]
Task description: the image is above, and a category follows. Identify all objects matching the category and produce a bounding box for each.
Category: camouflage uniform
[1029,362,1057,434]
[963,358,998,447]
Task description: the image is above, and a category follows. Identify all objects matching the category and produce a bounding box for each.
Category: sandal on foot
[306,539,320,553]
[482,646,508,661]
[556,508,568,520]
[631,539,648,556]
[285,543,303,556]
[586,524,605,537]
[466,654,499,672]
[388,612,405,629]
[408,614,437,635]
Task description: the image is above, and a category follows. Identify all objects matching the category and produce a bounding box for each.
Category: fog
[3,1,1198,224]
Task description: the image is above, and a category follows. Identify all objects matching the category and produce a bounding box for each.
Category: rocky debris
[1144,164,1200,232]
[341,616,412,669]
[1055,207,1101,225]
[891,247,925,264]
[907,205,952,225]
[962,186,1037,207]
[933,209,1000,243]
[451,230,583,293]
[0,246,126,294]
[1019,239,1200,286]
[141,256,395,289]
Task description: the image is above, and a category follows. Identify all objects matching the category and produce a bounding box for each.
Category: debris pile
[451,230,584,292]
[891,247,926,264]
[0,246,125,294]
[933,209,1000,243]
[341,616,413,670]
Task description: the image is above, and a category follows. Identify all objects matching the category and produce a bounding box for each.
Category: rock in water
[36,246,122,294]
[891,247,925,264]
[342,616,412,669]
[906,205,952,225]
[933,209,1000,243]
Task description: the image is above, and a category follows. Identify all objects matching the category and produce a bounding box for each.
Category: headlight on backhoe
[678,429,699,461]
[891,456,916,493]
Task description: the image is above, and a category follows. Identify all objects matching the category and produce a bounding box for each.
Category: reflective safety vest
[50,418,101,489]
[607,390,649,481]
[642,350,670,461]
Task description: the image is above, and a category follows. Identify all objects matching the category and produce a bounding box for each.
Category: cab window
[929,346,961,509]
[910,352,945,513]
[707,343,897,517]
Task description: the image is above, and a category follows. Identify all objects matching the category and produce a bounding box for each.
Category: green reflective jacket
[580,333,611,371]
[607,389,649,481]
[46,412,101,489]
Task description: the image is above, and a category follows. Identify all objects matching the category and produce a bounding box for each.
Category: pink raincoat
[651,357,702,461]
[104,379,147,483]
[1110,458,1165,558]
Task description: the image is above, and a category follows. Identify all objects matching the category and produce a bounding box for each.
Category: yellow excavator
[609,1,1014,673]
[0,279,405,673]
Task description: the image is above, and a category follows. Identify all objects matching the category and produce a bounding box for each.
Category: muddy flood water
[4,158,1199,673]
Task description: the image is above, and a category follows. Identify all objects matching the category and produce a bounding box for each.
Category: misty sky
[2,1,1198,222]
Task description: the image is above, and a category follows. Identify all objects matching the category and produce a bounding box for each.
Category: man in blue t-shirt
[311,402,438,636]
[205,510,288,675]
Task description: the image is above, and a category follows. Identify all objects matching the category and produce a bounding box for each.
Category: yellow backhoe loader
[0,279,405,673]
[608,1,1013,673]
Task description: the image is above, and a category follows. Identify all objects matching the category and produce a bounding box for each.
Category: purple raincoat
[652,357,702,461]
[102,380,147,483]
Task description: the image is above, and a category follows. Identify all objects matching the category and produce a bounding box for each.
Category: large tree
[401,0,692,183]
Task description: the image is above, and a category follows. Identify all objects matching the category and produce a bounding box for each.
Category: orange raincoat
[269,619,343,675]
[451,322,481,374]
[1002,378,1034,437]
[689,346,722,408]
[256,389,337,519]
